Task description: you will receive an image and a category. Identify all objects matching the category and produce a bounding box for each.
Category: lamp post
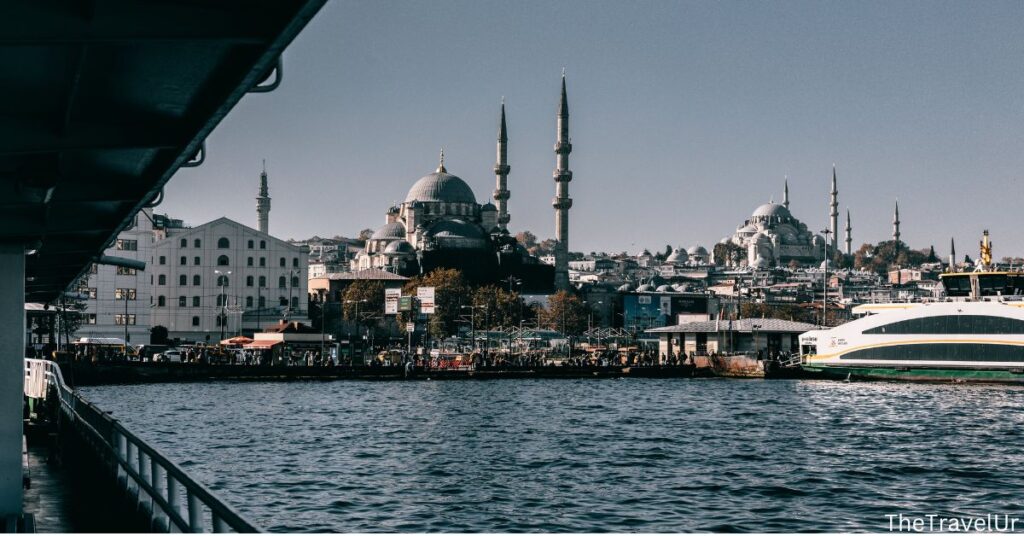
[215,269,231,341]
[752,323,762,358]
[318,289,326,363]
[285,269,299,320]
[345,298,367,358]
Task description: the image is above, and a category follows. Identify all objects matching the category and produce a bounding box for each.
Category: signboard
[406,322,416,333]
[384,288,401,315]
[399,296,413,312]
[417,287,435,314]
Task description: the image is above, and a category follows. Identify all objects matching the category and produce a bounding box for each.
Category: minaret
[844,209,852,255]
[493,99,511,232]
[949,237,957,272]
[783,177,790,210]
[892,200,901,245]
[552,71,573,291]
[829,165,839,246]
[256,159,271,234]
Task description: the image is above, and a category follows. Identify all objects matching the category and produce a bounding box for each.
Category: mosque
[351,76,577,293]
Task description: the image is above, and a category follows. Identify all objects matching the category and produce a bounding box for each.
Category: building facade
[149,217,309,342]
[74,209,155,344]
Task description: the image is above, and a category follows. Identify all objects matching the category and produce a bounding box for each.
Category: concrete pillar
[0,244,24,517]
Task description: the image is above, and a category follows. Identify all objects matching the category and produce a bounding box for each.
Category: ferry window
[865,315,1024,335]
[980,275,1008,296]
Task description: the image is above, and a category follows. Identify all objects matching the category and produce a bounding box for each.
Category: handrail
[24,359,261,533]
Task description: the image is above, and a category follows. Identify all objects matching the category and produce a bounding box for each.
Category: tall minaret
[257,159,271,234]
[844,209,852,255]
[892,200,901,245]
[949,237,957,272]
[552,71,573,291]
[783,177,790,210]
[493,99,511,232]
[829,165,839,246]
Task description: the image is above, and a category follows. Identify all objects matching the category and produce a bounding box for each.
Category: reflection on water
[82,379,1024,532]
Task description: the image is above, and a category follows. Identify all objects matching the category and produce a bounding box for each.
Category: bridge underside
[0,0,325,522]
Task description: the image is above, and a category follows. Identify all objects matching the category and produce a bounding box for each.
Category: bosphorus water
[81,379,1024,532]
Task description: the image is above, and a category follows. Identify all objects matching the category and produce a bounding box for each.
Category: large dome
[427,219,489,249]
[751,203,791,219]
[405,170,477,204]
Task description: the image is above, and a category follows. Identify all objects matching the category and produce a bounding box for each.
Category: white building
[75,209,154,344]
[149,217,309,342]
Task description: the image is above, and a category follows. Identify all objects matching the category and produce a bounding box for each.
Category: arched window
[246,275,254,287]
[217,255,229,266]
[179,275,187,286]
[259,257,266,267]
[217,275,229,287]
[279,257,286,267]
[247,239,254,249]
[158,275,166,285]
[194,239,201,248]
[278,276,286,288]
[193,275,201,286]
[218,237,230,249]
[157,296,166,307]
[192,316,200,326]
[159,256,166,265]
[279,297,288,307]
[291,296,299,309]
[178,296,187,307]
[180,238,187,248]
[292,258,299,268]
[193,296,200,307]
[193,256,200,266]
[180,256,186,265]
[246,296,253,307]
[258,276,266,287]
[215,316,223,327]
[291,276,299,287]
[259,240,266,249]
[258,296,266,308]
[247,257,253,266]
[216,295,226,307]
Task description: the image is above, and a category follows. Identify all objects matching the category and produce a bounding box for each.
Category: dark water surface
[81,379,1024,532]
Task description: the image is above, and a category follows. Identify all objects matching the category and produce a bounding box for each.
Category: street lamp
[345,298,368,357]
[215,269,231,341]
[460,305,485,353]
[752,323,762,358]
[285,269,299,320]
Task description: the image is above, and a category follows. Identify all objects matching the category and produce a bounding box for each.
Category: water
[81,379,1024,532]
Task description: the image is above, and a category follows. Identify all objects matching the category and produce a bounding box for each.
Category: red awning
[242,340,283,349]
[220,336,254,345]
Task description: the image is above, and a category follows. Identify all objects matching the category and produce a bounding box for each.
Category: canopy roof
[1,0,325,303]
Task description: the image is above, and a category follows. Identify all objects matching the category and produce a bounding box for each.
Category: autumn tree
[341,280,385,321]
[471,285,524,329]
[538,291,589,335]
[400,268,470,338]
[515,231,538,250]
[357,228,374,241]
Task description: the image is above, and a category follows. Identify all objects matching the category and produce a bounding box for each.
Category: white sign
[384,288,401,315]
[417,287,435,314]
[406,322,416,333]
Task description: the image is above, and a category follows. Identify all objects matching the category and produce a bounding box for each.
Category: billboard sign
[384,288,401,315]
[399,296,414,312]
[417,287,435,314]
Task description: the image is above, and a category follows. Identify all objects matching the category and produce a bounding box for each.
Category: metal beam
[0,118,180,155]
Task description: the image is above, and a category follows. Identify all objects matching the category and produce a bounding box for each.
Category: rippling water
[81,379,1024,532]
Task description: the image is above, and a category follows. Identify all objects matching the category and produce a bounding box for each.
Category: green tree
[538,291,589,335]
[150,325,169,345]
[400,268,470,338]
[471,285,523,329]
[57,294,87,346]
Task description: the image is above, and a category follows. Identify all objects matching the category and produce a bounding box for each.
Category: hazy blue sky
[165,0,1024,258]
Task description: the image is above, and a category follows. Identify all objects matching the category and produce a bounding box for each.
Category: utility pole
[215,269,231,341]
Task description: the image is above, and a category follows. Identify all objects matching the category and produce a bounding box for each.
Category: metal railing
[24,359,261,533]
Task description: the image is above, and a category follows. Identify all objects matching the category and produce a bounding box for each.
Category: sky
[165,0,1024,259]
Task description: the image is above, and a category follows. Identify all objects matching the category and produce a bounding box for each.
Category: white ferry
[800,232,1024,382]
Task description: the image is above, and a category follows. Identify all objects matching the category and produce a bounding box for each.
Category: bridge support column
[0,245,24,518]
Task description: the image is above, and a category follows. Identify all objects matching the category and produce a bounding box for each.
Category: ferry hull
[803,364,1024,384]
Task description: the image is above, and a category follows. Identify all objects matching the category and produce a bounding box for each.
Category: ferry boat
[800,231,1024,383]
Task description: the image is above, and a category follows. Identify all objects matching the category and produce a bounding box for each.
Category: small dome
[751,203,791,219]
[384,240,415,255]
[405,170,477,204]
[481,202,496,212]
[687,245,709,256]
[617,283,634,292]
[428,219,489,249]
[752,256,771,269]
[666,248,688,264]
[737,224,758,234]
[371,222,406,241]
[655,285,671,292]
[637,283,656,292]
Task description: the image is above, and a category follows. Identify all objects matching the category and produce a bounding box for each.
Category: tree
[400,268,470,338]
[538,291,589,335]
[357,228,374,241]
[150,325,169,345]
[341,280,385,321]
[713,242,744,267]
[515,231,538,250]
[471,285,524,329]
[57,294,87,347]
